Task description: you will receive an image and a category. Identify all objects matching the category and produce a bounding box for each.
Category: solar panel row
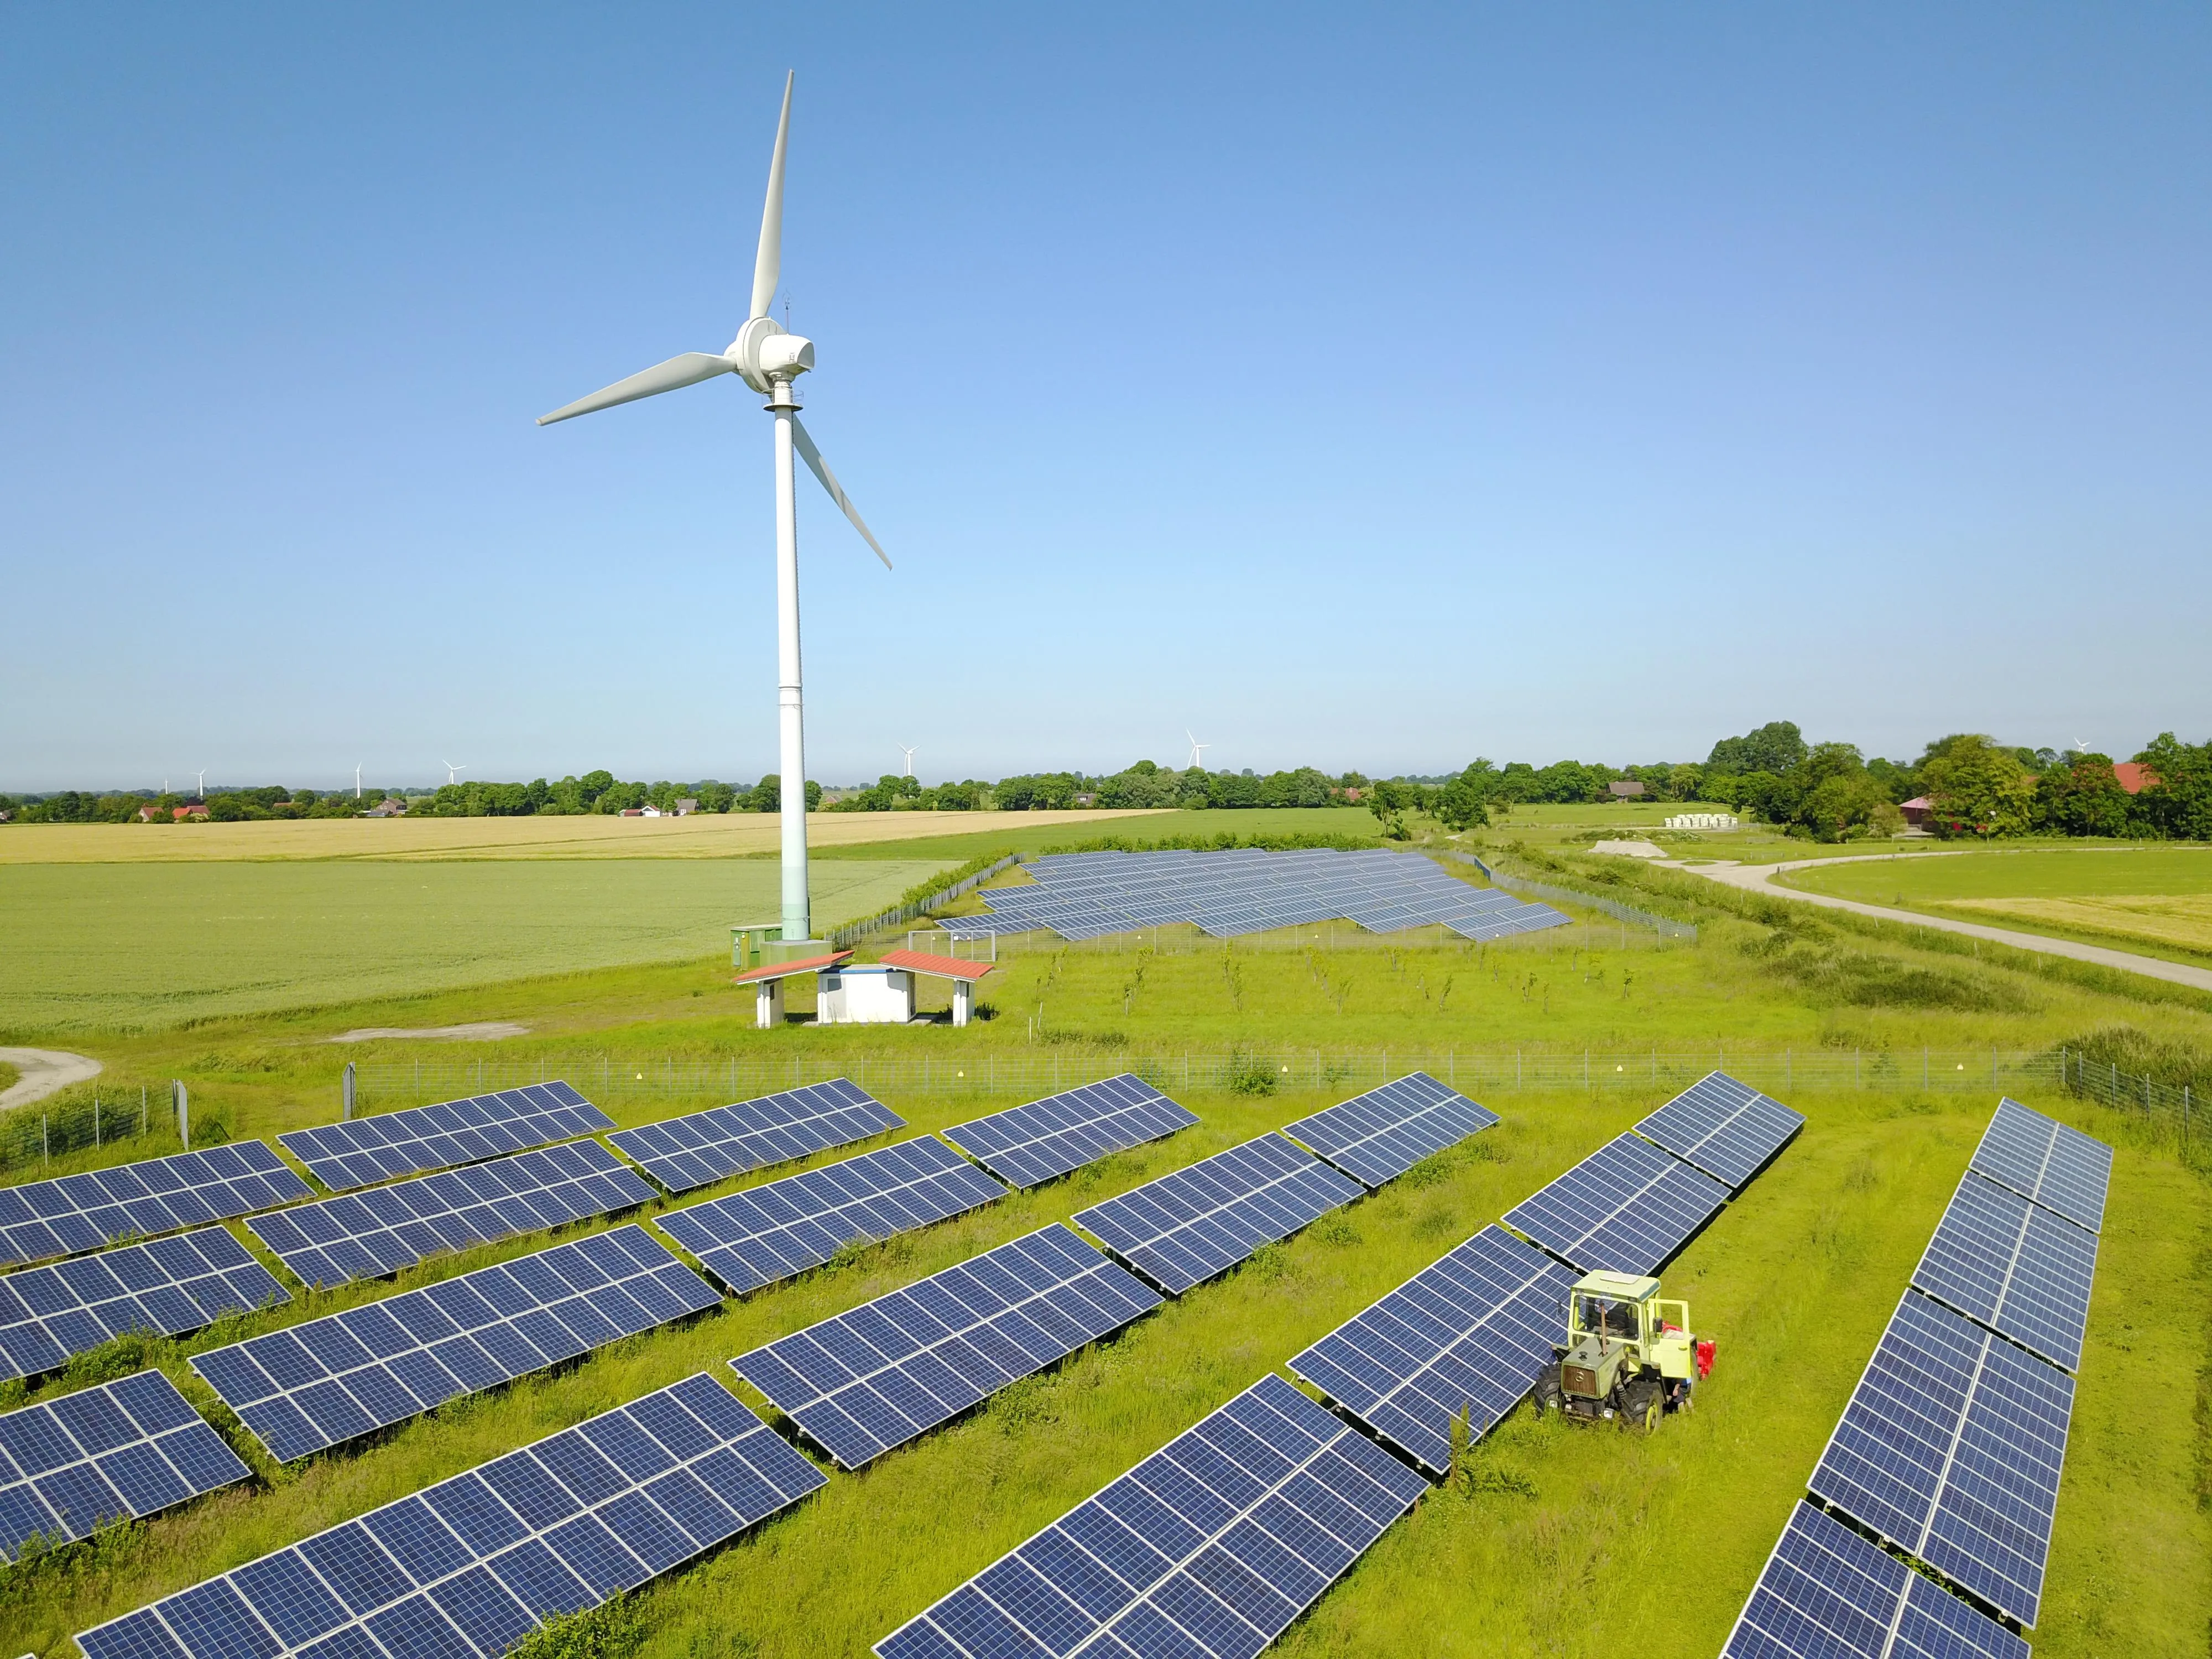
[874,1373,1427,1659]
[1970,1098,2113,1233]
[1279,1071,1500,1189]
[0,1370,249,1562]
[1910,1171,2098,1373]
[194,1227,719,1463]
[0,1227,289,1383]
[1070,1133,1363,1295]
[1502,1132,1732,1275]
[941,1075,1198,1190]
[0,1142,311,1270]
[733,1225,1162,1469]
[607,1078,904,1192]
[246,1140,658,1288]
[1288,1224,1577,1474]
[75,1374,825,1659]
[660,1136,1007,1295]
[1632,1072,1804,1191]
[279,1082,612,1192]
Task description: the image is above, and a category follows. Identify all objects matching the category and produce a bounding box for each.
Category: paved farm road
[0,1048,103,1109]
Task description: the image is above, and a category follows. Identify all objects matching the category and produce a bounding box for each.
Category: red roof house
[2112,762,2157,795]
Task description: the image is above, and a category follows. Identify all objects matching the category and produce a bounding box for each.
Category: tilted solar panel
[1911,1172,2098,1373]
[279,1082,613,1192]
[659,1136,1007,1295]
[0,1229,289,1384]
[76,1373,823,1659]
[1808,1290,2074,1627]
[940,1075,1198,1189]
[1288,1224,1577,1474]
[247,1141,659,1288]
[874,1371,1427,1659]
[1722,1500,2029,1659]
[193,1226,719,1463]
[0,1370,249,1562]
[1970,1099,2112,1233]
[1633,1072,1804,1191]
[1280,1071,1501,1188]
[1070,1133,1363,1295]
[606,1079,904,1193]
[732,1224,1161,1469]
[1503,1134,1731,1275]
[0,1142,312,1270]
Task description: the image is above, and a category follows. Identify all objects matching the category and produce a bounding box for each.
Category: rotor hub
[728,315,816,393]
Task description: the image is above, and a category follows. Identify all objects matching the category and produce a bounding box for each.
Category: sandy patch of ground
[0,1048,103,1108]
[1590,839,1668,858]
[327,1022,532,1043]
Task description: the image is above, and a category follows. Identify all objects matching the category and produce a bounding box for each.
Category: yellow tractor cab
[1532,1269,1715,1430]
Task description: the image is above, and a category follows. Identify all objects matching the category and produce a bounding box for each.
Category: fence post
[41,1115,49,1167]
[343,1062,356,1120]
[2184,1086,2191,1161]
[94,1094,100,1147]
[172,1082,189,1151]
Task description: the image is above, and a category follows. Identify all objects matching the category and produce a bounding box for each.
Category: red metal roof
[878,949,998,983]
[2112,762,2157,795]
[732,950,853,984]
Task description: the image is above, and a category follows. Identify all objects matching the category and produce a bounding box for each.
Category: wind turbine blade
[790,414,892,569]
[750,72,794,321]
[536,353,735,425]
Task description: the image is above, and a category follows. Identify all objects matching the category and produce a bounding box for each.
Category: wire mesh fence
[0,1087,166,1178]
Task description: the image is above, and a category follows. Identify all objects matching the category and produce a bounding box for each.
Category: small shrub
[61,1331,160,1391]
[1224,1058,1277,1097]
[509,1596,648,1659]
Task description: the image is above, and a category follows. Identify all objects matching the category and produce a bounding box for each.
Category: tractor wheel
[1622,1379,1663,1433]
[1532,1365,1563,1416]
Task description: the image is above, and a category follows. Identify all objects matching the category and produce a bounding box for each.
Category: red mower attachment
[1695,1339,1717,1379]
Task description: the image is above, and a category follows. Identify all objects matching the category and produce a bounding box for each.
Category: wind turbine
[444,761,468,786]
[1186,732,1210,770]
[537,73,890,945]
[195,768,205,799]
[354,763,364,800]
[898,744,916,778]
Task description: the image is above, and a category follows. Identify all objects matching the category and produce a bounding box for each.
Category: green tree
[2132,734,2212,841]
[2033,754,2132,837]
[1433,760,1496,831]
[1920,735,2036,837]
[1707,721,1807,777]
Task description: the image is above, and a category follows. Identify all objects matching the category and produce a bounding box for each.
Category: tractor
[1531,1269,1715,1431]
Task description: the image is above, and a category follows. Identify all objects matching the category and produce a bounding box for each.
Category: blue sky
[4,3,2207,791]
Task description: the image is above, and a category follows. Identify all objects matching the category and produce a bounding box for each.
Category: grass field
[0,846,2206,1658]
[1783,846,2212,965]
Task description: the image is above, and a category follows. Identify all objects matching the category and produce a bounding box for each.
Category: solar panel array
[1070,1133,1363,1295]
[874,1372,1427,1659]
[1632,1072,1804,1191]
[246,1140,657,1288]
[941,1074,1199,1189]
[935,847,1571,943]
[0,1228,289,1383]
[1970,1098,2114,1233]
[1910,1172,2099,1373]
[660,1136,1008,1295]
[607,1078,903,1192]
[194,1227,719,1462]
[733,1224,1162,1469]
[1723,1501,2029,1659]
[1280,1071,1500,1188]
[76,1373,826,1659]
[1502,1132,1731,1274]
[0,1370,250,1562]
[0,1142,312,1270]
[1808,1289,2074,1626]
[1288,1224,1577,1474]
[279,1082,613,1192]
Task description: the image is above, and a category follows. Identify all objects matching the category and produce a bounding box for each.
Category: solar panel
[76,1372,823,1659]
[279,1081,613,1192]
[1970,1099,2112,1233]
[660,1137,1008,1295]
[1911,1172,2099,1374]
[1722,1500,2029,1659]
[0,1142,313,1270]
[606,1078,904,1193]
[192,1225,719,1463]
[1280,1071,1501,1188]
[1808,1290,2074,1627]
[0,1228,290,1384]
[732,1224,1161,1469]
[246,1141,659,1288]
[0,1370,250,1562]
[874,1371,1427,1659]
[940,1075,1199,1189]
[1502,1134,1731,1274]
[1288,1224,1577,1474]
[1633,1072,1804,1191]
[1069,1134,1363,1295]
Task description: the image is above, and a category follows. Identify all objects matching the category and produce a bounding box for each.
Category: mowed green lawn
[0,859,949,1034]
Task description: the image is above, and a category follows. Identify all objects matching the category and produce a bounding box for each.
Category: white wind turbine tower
[898,744,916,778]
[444,761,468,786]
[537,73,890,945]
[354,763,364,800]
[1186,731,1210,770]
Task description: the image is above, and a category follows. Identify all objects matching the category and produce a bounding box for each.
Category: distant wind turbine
[195,768,205,799]
[354,763,364,800]
[898,744,916,778]
[2073,737,2090,753]
[1186,731,1210,770]
[537,72,894,945]
[444,761,468,786]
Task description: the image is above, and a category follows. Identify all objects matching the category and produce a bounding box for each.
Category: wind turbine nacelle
[729,315,816,392]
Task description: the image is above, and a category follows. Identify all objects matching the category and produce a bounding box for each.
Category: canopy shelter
[878,950,997,1027]
[733,950,854,1029]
